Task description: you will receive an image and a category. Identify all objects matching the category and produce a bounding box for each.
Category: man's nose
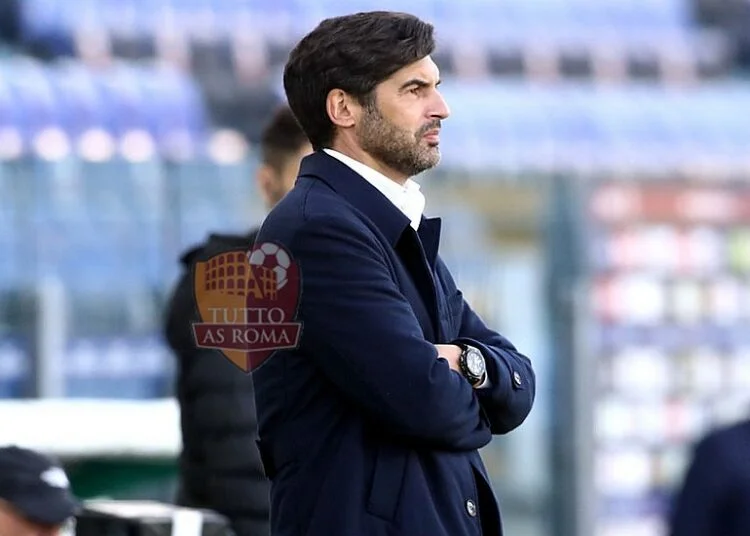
[431,91,451,120]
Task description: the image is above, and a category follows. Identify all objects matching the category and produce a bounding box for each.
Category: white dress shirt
[322,148,490,389]
[323,148,425,230]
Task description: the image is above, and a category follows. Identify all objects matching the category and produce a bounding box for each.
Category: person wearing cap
[0,445,78,536]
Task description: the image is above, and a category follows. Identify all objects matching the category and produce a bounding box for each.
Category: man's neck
[326,141,408,186]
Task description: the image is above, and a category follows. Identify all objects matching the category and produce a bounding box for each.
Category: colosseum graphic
[191,242,302,372]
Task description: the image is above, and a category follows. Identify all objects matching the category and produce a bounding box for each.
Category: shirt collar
[323,148,425,230]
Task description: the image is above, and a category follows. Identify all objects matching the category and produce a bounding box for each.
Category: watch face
[466,349,485,376]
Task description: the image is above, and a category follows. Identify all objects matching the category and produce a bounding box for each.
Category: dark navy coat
[252,151,536,536]
[669,419,750,536]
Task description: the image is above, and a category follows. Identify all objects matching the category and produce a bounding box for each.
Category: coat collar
[298,151,442,264]
[299,151,411,245]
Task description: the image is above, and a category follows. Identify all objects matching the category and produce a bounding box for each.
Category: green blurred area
[64,458,179,502]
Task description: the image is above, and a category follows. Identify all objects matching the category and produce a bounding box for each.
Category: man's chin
[423,147,441,166]
[413,156,441,176]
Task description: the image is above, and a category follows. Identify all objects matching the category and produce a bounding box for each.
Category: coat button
[513,371,522,387]
[465,499,477,517]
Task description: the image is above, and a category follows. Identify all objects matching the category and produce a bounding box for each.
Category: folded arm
[450,287,536,435]
[292,215,491,451]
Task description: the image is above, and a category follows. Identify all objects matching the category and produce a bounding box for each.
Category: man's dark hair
[260,105,309,172]
[283,11,435,151]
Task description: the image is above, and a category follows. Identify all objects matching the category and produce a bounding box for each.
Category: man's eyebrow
[399,78,441,91]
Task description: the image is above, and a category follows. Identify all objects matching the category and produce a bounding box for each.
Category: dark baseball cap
[0,445,79,525]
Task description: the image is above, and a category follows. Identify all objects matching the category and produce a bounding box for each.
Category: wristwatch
[458,344,486,388]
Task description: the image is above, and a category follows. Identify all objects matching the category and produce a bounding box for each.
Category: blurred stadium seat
[12,0,734,143]
[436,80,750,175]
[0,52,218,399]
[64,335,172,399]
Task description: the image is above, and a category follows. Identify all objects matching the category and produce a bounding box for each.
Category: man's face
[356,55,450,180]
[0,501,63,536]
[257,143,313,210]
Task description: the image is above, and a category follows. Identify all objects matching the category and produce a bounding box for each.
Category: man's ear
[326,89,360,129]
[256,164,275,206]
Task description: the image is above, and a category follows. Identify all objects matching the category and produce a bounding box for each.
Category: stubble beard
[357,104,441,179]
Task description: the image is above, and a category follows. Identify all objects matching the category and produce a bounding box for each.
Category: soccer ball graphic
[247,242,290,290]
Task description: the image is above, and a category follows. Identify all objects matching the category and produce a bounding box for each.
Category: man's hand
[434,344,462,373]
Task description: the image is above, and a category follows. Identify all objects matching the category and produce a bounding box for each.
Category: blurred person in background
[0,445,78,536]
[163,105,311,536]
[252,11,535,536]
[668,417,750,536]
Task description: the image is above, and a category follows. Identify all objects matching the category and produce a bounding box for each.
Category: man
[164,105,311,536]
[252,11,536,536]
[0,445,78,536]
[668,418,750,536]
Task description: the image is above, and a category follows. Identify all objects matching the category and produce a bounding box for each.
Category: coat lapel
[298,152,442,340]
[417,217,441,270]
[416,217,443,341]
[394,229,441,341]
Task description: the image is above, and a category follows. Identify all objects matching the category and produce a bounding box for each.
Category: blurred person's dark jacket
[162,105,310,536]
[669,418,750,536]
[164,229,269,536]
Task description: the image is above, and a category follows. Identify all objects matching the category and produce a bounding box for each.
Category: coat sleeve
[291,215,491,451]
[668,434,730,536]
[451,289,536,435]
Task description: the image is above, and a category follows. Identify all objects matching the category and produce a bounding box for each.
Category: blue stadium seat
[75,157,163,222]
[30,218,93,285]
[1,59,62,146]
[19,0,76,56]
[671,94,723,156]
[27,158,85,224]
[17,0,706,69]
[94,63,151,139]
[711,99,750,166]
[605,0,690,35]
[132,66,209,156]
[547,102,603,168]
[25,171,161,292]
[114,0,160,39]
[434,79,750,174]
[61,284,171,398]
[219,0,298,41]
[0,75,22,142]
[50,63,109,139]
[168,156,260,251]
[64,335,172,399]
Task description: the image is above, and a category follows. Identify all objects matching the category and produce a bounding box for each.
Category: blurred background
[1,0,750,535]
